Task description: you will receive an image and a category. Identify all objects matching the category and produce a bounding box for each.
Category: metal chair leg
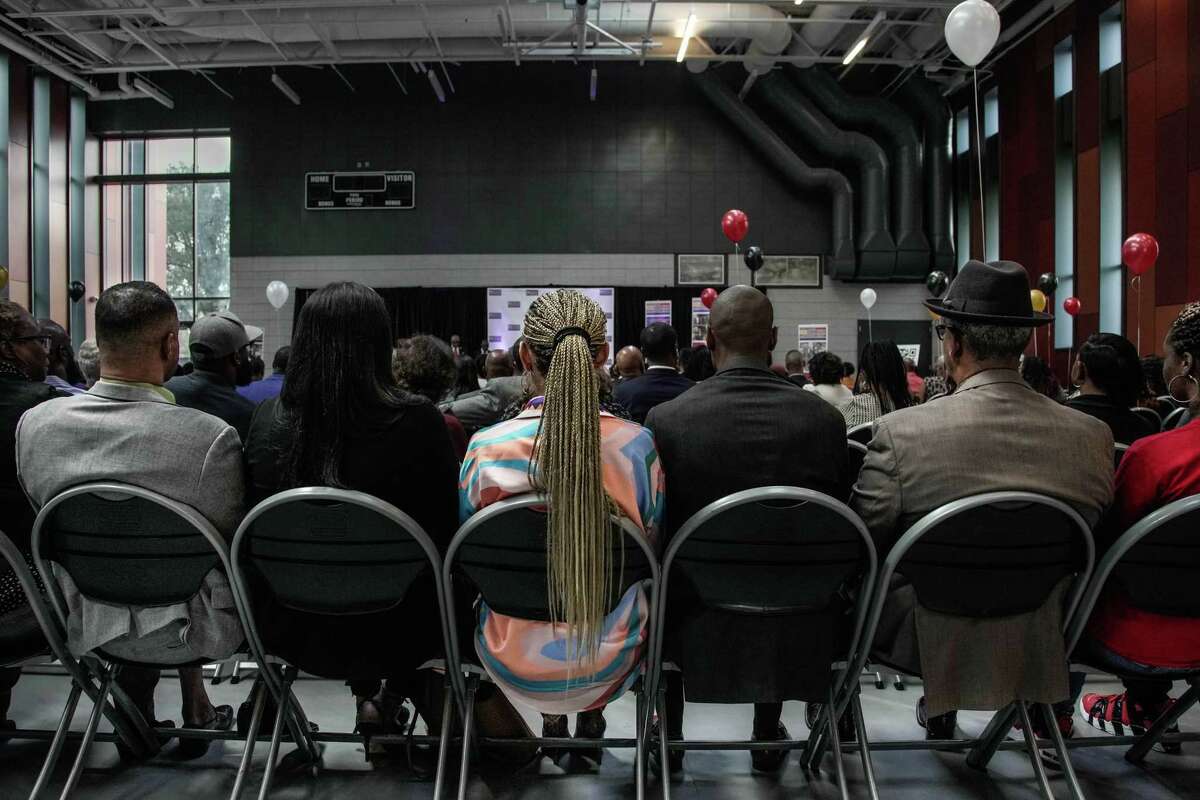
[256,675,292,800]
[1016,702,1056,800]
[801,702,830,770]
[57,667,115,800]
[965,703,1017,770]
[656,681,671,800]
[432,678,454,800]
[851,691,880,800]
[455,674,478,800]
[1125,681,1198,764]
[1039,703,1085,800]
[827,685,849,800]
[634,687,646,800]
[230,678,268,800]
[28,682,83,800]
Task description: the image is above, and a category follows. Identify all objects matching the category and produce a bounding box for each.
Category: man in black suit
[613,323,693,424]
[784,349,810,387]
[645,286,849,774]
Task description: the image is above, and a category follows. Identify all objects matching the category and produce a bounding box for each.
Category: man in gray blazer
[16,281,242,755]
[852,260,1113,739]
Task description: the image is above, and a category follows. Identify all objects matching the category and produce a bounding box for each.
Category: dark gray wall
[88,63,832,260]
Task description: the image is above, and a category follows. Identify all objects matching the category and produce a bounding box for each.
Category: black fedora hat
[924,260,1052,327]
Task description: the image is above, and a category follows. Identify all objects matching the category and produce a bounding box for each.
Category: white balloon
[859,288,878,310]
[944,0,1001,68]
[266,280,289,310]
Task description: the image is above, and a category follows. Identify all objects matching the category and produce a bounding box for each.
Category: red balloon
[721,209,749,244]
[700,287,718,309]
[1063,296,1082,317]
[1122,232,1159,277]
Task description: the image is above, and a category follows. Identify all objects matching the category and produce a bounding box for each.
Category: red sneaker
[1079,692,1181,754]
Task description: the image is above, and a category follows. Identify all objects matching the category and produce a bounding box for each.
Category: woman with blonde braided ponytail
[460,289,664,761]
[1073,301,1200,740]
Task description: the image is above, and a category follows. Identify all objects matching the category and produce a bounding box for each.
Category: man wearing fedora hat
[850,260,1113,740]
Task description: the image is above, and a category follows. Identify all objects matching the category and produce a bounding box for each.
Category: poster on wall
[487,287,615,366]
[796,324,829,366]
[644,300,672,328]
[690,298,710,347]
[897,344,921,364]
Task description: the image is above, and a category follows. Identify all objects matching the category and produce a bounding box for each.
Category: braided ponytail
[1167,302,1200,363]
[522,290,612,664]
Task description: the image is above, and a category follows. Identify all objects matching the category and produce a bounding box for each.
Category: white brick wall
[232,254,935,366]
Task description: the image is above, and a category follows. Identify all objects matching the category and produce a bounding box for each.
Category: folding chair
[1113,443,1129,471]
[442,494,660,800]
[229,487,459,799]
[1130,406,1162,434]
[1162,406,1187,431]
[811,491,1095,800]
[652,486,877,800]
[27,483,255,799]
[847,422,874,445]
[1064,494,1200,764]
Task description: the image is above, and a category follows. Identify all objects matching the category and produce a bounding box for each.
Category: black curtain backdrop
[613,287,708,352]
[293,287,488,350]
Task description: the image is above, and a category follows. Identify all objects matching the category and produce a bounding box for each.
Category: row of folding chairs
[2,482,1199,800]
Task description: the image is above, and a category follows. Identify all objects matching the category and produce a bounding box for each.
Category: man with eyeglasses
[0,299,63,730]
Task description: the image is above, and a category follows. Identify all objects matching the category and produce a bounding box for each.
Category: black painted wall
[88,63,831,260]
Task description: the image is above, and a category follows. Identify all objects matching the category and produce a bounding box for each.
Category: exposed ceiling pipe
[0,26,98,97]
[132,76,175,108]
[92,71,178,105]
[271,71,301,103]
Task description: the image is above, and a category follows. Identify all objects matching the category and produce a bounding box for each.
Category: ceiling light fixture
[590,66,598,101]
[676,13,696,63]
[270,72,300,105]
[428,69,446,102]
[842,11,885,66]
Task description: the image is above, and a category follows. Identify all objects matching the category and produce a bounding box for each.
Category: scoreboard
[305,171,415,210]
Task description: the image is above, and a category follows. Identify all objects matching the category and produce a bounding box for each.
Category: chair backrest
[232,488,442,615]
[1095,496,1200,619]
[1163,406,1187,431]
[847,440,868,479]
[891,492,1093,619]
[662,486,874,619]
[1114,442,1129,470]
[31,483,225,609]
[445,494,654,622]
[847,422,874,445]
[1130,406,1162,433]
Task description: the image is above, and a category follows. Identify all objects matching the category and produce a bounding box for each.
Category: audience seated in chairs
[16,281,242,757]
[237,344,289,405]
[1021,354,1068,403]
[0,300,61,728]
[613,323,694,424]
[165,310,260,440]
[923,356,950,401]
[851,260,1113,740]
[394,333,469,460]
[439,340,525,435]
[243,281,464,739]
[783,349,810,388]
[805,351,852,406]
[904,358,925,403]
[842,360,857,392]
[38,318,86,395]
[1066,333,1159,445]
[459,288,663,763]
[839,341,913,428]
[683,345,715,382]
[1074,302,1200,739]
[613,344,644,384]
[644,285,850,773]
[76,338,101,389]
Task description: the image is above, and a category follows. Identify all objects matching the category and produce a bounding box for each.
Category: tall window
[1053,38,1075,349]
[953,108,972,267]
[983,87,1000,262]
[1098,5,1124,335]
[99,136,231,325]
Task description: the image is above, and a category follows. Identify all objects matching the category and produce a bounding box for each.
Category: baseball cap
[188,310,263,359]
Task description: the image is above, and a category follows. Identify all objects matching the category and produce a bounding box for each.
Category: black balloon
[68,280,85,303]
[1037,272,1058,295]
[744,245,764,272]
[925,270,949,297]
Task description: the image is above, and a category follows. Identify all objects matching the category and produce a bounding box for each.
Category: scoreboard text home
[305,171,416,210]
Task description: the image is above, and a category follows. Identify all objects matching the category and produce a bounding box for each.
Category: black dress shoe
[541,714,569,764]
[751,722,791,773]
[916,696,957,740]
[804,702,857,743]
[647,719,684,776]
[573,709,606,765]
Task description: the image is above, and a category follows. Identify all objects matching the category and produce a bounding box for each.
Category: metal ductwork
[691,70,856,279]
[895,75,955,273]
[791,66,929,280]
[752,71,894,279]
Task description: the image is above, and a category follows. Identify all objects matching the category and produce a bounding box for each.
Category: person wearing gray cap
[165,310,261,440]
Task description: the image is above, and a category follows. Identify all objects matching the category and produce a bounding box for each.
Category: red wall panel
[1155,110,1189,306]
[1156,0,1189,117]
[1126,0,1157,69]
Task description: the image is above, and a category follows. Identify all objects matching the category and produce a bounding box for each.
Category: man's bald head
[484,348,514,379]
[615,345,644,379]
[707,285,777,368]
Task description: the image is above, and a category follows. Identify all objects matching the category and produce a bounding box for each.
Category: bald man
[484,348,514,379]
[644,285,850,774]
[613,345,644,383]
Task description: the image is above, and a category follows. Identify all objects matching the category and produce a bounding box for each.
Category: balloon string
[973,68,987,259]
[1133,275,1142,354]
[868,309,873,343]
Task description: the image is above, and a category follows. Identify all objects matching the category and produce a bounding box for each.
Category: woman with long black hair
[839,340,913,427]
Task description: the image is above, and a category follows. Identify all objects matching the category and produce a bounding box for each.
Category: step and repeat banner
[486,287,616,366]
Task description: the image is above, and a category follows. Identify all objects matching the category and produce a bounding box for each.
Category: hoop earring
[1167,373,1200,404]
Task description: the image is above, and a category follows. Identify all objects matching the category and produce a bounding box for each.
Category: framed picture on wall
[676,254,727,286]
[751,255,823,288]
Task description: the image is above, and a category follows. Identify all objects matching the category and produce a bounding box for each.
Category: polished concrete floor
[2,668,1198,799]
